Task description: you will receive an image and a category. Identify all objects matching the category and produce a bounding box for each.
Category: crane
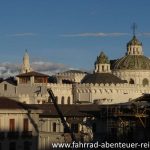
[47,88,77,142]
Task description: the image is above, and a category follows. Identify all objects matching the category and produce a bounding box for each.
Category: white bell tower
[21,50,32,73]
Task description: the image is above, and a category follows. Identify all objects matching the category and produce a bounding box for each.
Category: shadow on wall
[0,129,38,150]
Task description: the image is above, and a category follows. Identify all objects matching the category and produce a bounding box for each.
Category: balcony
[7,131,19,139]
[0,132,5,140]
[22,131,32,138]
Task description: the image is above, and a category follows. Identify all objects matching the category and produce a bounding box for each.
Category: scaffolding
[103,102,149,141]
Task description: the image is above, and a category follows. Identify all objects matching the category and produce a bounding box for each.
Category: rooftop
[16,71,49,77]
[81,73,127,84]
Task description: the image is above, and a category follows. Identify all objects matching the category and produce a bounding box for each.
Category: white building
[0,97,40,150]
[0,35,150,105]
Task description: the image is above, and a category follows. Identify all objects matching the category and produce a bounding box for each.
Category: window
[53,123,56,132]
[102,65,104,71]
[61,96,64,105]
[129,79,134,84]
[143,78,149,86]
[20,77,30,84]
[4,84,7,91]
[67,97,71,104]
[107,65,109,71]
[35,77,48,83]
[9,119,15,132]
[42,100,46,104]
[9,142,16,150]
[23,119,29,132]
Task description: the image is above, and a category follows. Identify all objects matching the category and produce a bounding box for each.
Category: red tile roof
[0,97,35,109]
[16,71,49,77]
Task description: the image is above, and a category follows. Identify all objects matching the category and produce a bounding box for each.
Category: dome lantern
[94,52,111,73]
[126,24,143,56]
[126,35,143,56]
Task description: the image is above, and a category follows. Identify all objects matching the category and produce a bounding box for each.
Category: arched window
[129,79,134,84]
[67,97,71,104]
[102,65,104,71]
[61,96,64,104]
[53,122,56,132]
[143,78,149,86]
[107,65,109,71]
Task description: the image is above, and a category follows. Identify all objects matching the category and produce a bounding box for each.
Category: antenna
[131,23,137,36]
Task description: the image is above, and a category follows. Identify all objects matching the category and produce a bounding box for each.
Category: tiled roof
[0,97,30,109]
[16,71,49,77]
[29,104,100,117]
[81,73,127,84]
[112,55,150,70]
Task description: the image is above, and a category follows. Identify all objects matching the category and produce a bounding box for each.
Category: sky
[0,0,150,77]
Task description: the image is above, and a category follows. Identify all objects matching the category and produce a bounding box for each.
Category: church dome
[127,35,142,46]
[112,35,150,70]
[95,52,109,65]
[112,55,150,70]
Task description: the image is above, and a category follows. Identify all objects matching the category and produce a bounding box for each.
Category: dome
[95,52,109,64]
[112,55,150,70]
[127,35,142,46]
[81,73,127,84]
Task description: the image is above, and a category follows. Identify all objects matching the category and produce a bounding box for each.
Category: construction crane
[47,88,77,142]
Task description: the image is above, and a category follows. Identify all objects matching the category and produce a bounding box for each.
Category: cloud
[60,32,129,37]
[7,33,37,37]
[0,61,69,78]
[140,32,150,36]
[31,61,69,75]
[0,63,20,78]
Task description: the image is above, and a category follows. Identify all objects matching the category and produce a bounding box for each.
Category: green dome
[95,52,109,64]
[127,36,142,46]
[113,55,150,70]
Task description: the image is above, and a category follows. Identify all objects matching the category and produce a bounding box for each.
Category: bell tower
[21,50,32,73]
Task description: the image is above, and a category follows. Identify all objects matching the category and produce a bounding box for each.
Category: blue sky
[0,0,150,74]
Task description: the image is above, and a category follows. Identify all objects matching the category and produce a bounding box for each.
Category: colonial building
[0,34,150,150]
[0,97,95,150]
[0,35,150,105]
[0,97,40,150]
[73,35,150,104]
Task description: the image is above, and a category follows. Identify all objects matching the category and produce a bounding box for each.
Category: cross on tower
[131,23,137,36]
